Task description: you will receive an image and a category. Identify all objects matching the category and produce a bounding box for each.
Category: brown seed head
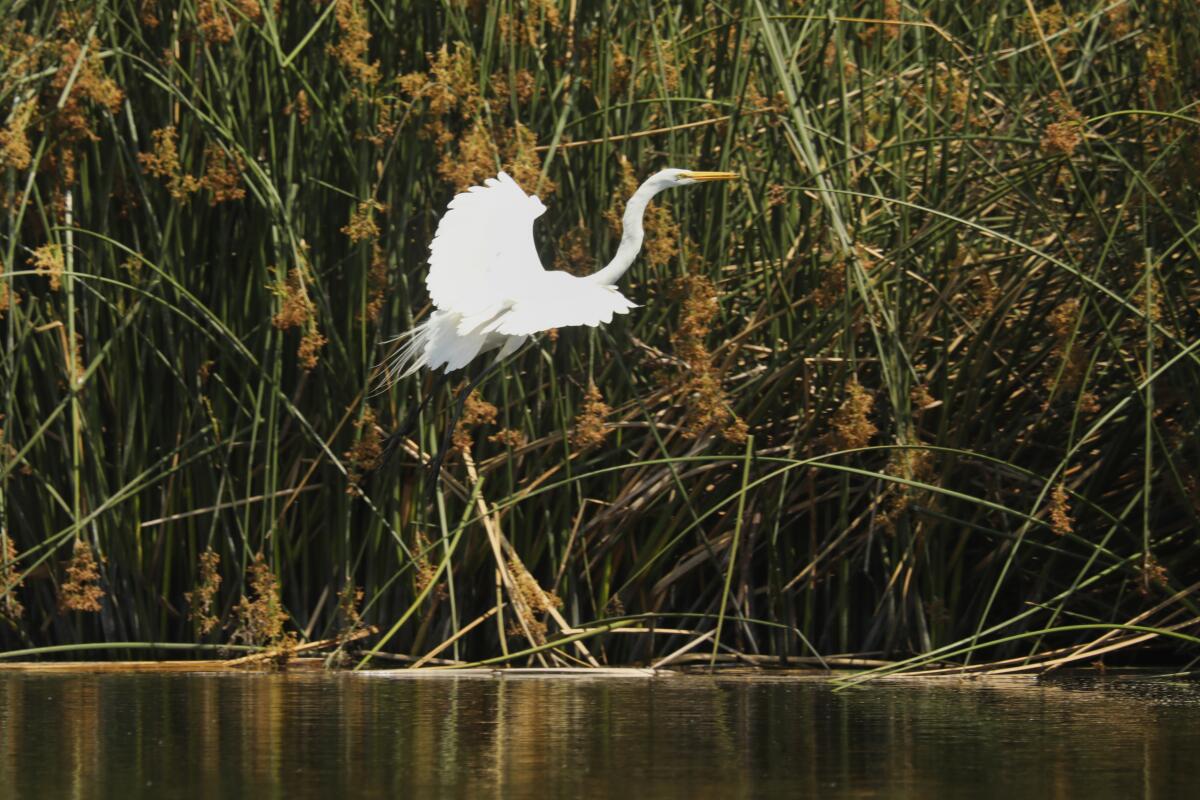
[272,268,315,330]
[341,199,385,243]
[363,244,389,322]
[1045,298,1089,396]
[488,428,527,448]
[0,276,15,319]
[297,327,326,371]
[328,0,380,86]
[140,0,160,27]
[184,548,222,634]
[336,583,365,638]
[883,0,901,38]
[505,556,560,644]
[285,89,312,125]
[811,258,846,311]
[0,98,35,171]
[1,536,24,625]
[1041,93,1083,156]
[344,406,385,484]
[402,43,482,120]
[199,144,246,204]
[570,382,612,450]
[410,530,446,600]
[437,120,498,191]
[139,127,201,200]
[196,0,235,43]
[50,36,123,143]
[231,553,292,647]
[830,378,877,450]
[1049,483,1072,537]
[452,390,498,453]
[29,244,65,292]
[1140,553,1169,594]
[59,538,104,613]
[501,122,555,196]
[555,224,593,276]
[665,271,747,442]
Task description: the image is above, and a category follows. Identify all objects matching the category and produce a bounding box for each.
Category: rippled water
[1,669,1197,798]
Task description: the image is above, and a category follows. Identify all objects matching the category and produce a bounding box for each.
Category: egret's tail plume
[376,315,435,392]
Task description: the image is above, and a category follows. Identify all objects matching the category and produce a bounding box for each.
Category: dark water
[1,670,1198,799]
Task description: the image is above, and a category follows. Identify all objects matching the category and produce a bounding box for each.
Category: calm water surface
[1,670,1197,798]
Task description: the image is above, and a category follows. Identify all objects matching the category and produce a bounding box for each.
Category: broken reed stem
[460,450,599,667]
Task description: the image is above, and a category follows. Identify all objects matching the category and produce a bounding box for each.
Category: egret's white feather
[383,308,526,381]
[426,172,546,319]
[479,273,637,337]
[493,333,528,361]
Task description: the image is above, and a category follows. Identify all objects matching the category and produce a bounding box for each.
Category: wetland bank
[2,2,1200,791]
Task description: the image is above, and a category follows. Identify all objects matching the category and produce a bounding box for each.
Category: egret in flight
[378,167,736,477]
[384,168,738,383]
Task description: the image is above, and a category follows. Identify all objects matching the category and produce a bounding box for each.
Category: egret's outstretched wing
[426,172,547,318]
[481,272,638,336]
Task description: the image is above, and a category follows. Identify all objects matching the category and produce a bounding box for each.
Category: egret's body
[385,168,736,382]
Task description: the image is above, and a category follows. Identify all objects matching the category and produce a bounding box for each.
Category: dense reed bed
[1,0,1198,675]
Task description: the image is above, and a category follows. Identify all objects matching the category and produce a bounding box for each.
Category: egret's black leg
[377,371,447,469]
[423,360,504,503]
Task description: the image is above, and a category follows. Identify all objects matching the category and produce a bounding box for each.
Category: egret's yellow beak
[681,171,739,182]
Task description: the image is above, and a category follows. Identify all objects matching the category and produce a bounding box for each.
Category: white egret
[384,168,738,383]
[377,167,736,479]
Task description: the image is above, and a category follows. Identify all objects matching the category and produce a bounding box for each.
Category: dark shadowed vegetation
[1,0,1198,677]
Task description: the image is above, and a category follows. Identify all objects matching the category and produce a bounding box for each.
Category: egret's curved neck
[589,177,670,286]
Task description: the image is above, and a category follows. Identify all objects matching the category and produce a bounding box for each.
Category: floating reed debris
[224,626,377,668]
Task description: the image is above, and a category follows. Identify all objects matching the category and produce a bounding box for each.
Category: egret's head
[653,168,739,188]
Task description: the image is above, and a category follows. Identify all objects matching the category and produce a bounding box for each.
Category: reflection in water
[0,671,1197,799]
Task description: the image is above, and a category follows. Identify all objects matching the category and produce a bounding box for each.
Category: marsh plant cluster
[1,1,1198,674]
